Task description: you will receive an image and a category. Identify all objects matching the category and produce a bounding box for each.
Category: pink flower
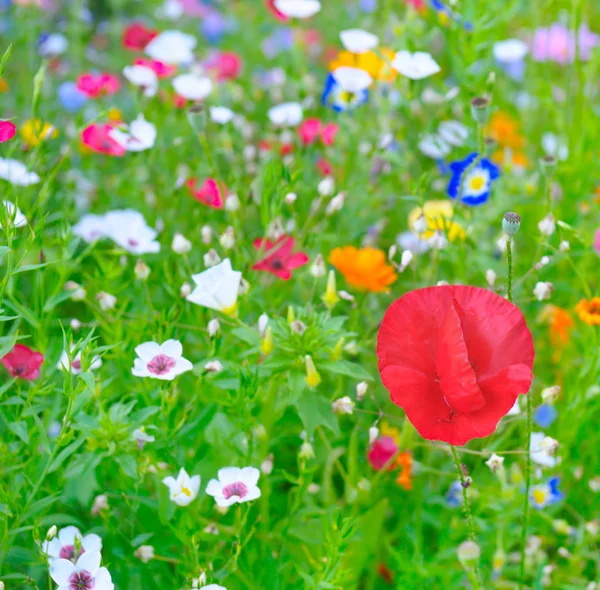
[76,73,120,98]
[1,344,44,380]
[0,120,16,142]
[205,51,242,81]
[297,118,338,146]
[134,58,176,78]
[186,177,225,209]
[316,158,333,176]
[367,436,398,471]
[252,236,309,280]
[122,22,158,51]
[264,0,289,21]
[81,124,126,156]
[532,23,599,64]
[594,229,600,255]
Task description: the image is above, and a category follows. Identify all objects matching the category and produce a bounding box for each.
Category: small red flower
[316,158,333,176]
[76,73,120,99]
[134,58,176,78]
[377,286,534,445]
[81,123,126,157]
[0,120,16,143]
[367,436,398,471]
[264,0,289,21]
[298,118,338,146]
[252,236,309,280]
[205,52,242,82]
[122,22,158,51]
[186,177,225,209]
[1,344,44,380]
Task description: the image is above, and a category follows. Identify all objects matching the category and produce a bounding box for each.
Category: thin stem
[519,392,533,589]
[506,238,513,303]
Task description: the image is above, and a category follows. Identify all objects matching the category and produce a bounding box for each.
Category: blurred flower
[533,281,553,301]
[534,403,558,428]
[38,32,68,57]
[205,51,242,81]
[81,123,126,157]
[123,65,158,97]
[575,297,600,326]
[377,286,534,445]
[172,232,192,254]
[530,432,558,468]
[0,200,27,229]
[396,452,413,489]
[252,236,308,280]
[57,348,102,374]
[531,476,563,509]
[172,73,214,101]
[0,120,16,142]
[210,106,235,124]
[134,545,154,563]
[122,22,158,51]
[494,39,528,80]
[162,467,201,506]
[58,81,88,111]
[408,201,465,241]
[273,0,321,19]
[447,153,500,206]
[133,58,175,78]
[538,214,556,236]
[1,344,43,380]
[368,436,398,471]
[339,28,378,54]
[329,246,397,292]
[43,526,102,564]
[0,157,40,185]
[532,23,599,64]
[145,30,196,64]
[391,51,440,80]
[446,480,463,507]
[322,66,372,111]
[49,552,113,590]
[187,258,242,316]
[268,102,303,126]
[487,112,525,151]
[485,453,505,473]
[109,115,156,152]
[132,340,193,381]
[206,467,261,507]
[187,178,225,209]
[76,73,120,98]
[132,428,155,449]
[297,118,338,146]
[96,292,117,311]
[332,396,355,415]
[539,305,574,351]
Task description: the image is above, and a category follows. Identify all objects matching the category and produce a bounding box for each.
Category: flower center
[127,238,139,247]
[469,175,485,191]
[68,570,95,590]
[59,544,84,561]
[532,489,547,506]
[147,354,176,375]
[270,259,284,270]
[222,481,248,500]
[72,359,81,370]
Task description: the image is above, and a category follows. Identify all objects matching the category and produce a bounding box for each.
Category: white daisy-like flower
[391,51,441,80]
[123,65,159,97]
[533,281,553,301]
[39,33,68,57]
[145,30,197,65]
[267,102,303,127]
[340,29,379,54]
[1,200,27,229]
[132,339,193,381]
[210,106,235,125]
[0,158,40,186]
[43,526,102,565]
[49,551,114,590]
[331,66,373,93]
[172,74,214,101]
[273,0,321,18]
[187,258,243,316]
[109,115,157,152]
[104,210,161,255]
[206,466,261,508]
[162,467,201,506]
[72,214,107,243]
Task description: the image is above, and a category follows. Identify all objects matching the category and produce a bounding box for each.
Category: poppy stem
[449,445,482,589]
[506,237,513,303]
[519,392,533,588]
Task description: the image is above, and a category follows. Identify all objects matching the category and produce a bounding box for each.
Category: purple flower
[532,23,599,64]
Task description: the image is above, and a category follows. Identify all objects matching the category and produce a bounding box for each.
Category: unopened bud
[471,96,491,124]
[134,260,150,281]
[46,525,57,541]
[458,540,481,570]
[502,211,521,236]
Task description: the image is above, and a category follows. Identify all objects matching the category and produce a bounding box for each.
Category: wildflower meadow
[1,0,600,588]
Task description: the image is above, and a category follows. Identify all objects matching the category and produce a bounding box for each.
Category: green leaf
[8,421,29,444]
[319,360,373,381]
[295,390,339,437]
[0,43,12,77]
[48,437,87,474]
[0,334,17,358]
[231,326,260,347]
[131,532,155,547]
[116,455,138,478]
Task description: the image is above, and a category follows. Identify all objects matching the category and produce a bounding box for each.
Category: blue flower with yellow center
[530,476,563,509]
[447,153,500,206]
[321,71,370,112]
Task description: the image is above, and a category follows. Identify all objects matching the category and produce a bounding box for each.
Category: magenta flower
[532,23,599,64]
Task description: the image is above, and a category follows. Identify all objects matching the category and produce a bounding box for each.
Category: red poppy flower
[264,0,289,21]
[186,177,224,209]
[377,286,534,445]
[122,22,158,51]
[76,73,120,99]
[134,58,175,78]
[0,120,16,142]
[1,344,44,380]
[81,123,126,157]
[252,236,308,280]
[367,436,398,471]
[205,52,242,82]
[298,118,338,146]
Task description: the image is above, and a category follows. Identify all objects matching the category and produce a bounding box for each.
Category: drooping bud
[322,270,340,310]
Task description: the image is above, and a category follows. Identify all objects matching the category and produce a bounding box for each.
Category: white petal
[218,466,242,485]
[50,559,75,585]
[205,478,223,497]
[240,466,260,487]
[82,534,102,553]
[58,525,80,546]
[160,339,183,358]
[135,341,161,361]
[76,551,101,576]
[273,0,321,18]
[340,29,378,54]
[332,66,373,93]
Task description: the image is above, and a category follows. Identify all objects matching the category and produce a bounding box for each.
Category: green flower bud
[502,212,521,236]
[471,96,491,124]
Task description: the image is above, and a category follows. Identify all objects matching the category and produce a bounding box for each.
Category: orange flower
[539,305,574,347]
[492,148,529,170]
[328,48,397,82]
[0,78,8,93]
[329,246,397,292]
[396,452,413,490]
[488,112,525,150]
[574,297,600,326]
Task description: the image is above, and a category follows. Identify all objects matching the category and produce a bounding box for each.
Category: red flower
[76,73,120,99]
[134,58,175,78]
[122,22,158,51]
[81,123,126,157]
[0,120,16,142]
[205,52,242,81]
[316,158,333,176]
[252,236,309,280]
[186,177,225,209]
[367,436,398,471]
[377,286,534,445]
[264,0,289,21]
[298,118,338,146]
[1,344,44,380]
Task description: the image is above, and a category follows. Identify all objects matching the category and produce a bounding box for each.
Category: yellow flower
[304,355,321,389]
[408,200,466,241]
[260,326,273,357]
[329,246,397,293]
[574,297,600,326]
[107,107,123,122]
[329,49,398,83]
[20,119,58,146]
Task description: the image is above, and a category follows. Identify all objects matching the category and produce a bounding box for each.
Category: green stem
[506,238,513,303]
[519,392,533,589]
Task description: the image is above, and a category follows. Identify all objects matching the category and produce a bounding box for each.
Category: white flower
[145,30,197,65]
[438,121,469,147]
[318,176,335,197]
[0,158,40,186]
[43,526,102,565]
[39,33,68,57]
[123,65,158,97]
[493,39,529,63]
[273,0,321,18]
[1,200,27,229]
[109,115,157,152]
[172,232,192,254]
[310,253,326,277]
[267,102,303,127]
[210,106,235,125]
[187,259,242,315]
[340,29,378,54]
[134,545,155,563]
[559,240,570,252]
[428,230,448,250]
[485,453,505,473]
[331,66,373,93]
[172,74,214,101]
[91,494,109,516]
[418,134,450,159]
[541,385,561,403]
[162,467,201,506]
[132,428,155,448]
[132,339,193,381]
[49,551,113,590]
[57,349,102,375]
[485,269,497,286]
[542,133,568,161]
[399,249,413,271]
[258,313,269,337]
[530,432,557,468]
[538,214,556,236]
[356,381,368,401]
[158,0,184,19]
[533,281,553,301]
[72,214,106,243]
[204,360,223,373]
[104,210,161,254]
[332,396,355,415]
[206,466,261,508]
[96,291,117,311]
[200,586,227,590]
[391,51,441,80]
